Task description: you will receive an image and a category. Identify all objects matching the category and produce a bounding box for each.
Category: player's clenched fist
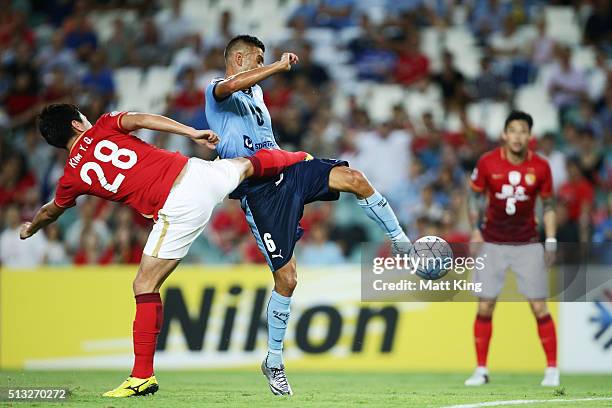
[19,222,33,240]
[278,52,299,71]
[189,129,220,149]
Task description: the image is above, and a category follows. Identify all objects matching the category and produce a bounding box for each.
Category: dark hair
[37,104,83,149]
[224,35,265,59]
[504,110,533,131]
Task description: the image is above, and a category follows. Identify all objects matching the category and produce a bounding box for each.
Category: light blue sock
[266,290,291,368]
[357,190,408,242]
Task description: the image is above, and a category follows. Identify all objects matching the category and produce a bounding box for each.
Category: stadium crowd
[0,0,610,268]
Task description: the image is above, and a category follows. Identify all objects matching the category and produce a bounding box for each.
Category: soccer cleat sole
[267,383,284,396]
[133,383,159,397]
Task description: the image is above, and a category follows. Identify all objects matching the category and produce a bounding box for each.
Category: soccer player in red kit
[19,104,310,397]
[465,111,559,387]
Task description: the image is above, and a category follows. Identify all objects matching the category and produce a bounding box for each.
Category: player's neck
[503,146,527,165]
[66,131,84,152]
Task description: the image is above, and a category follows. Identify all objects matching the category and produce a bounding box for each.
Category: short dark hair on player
[37,104,83,149]
[224,35,265,59]
[504,110,533,131]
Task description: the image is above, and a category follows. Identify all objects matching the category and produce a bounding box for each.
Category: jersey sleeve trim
[116,111,128,131]
[53,198,75,209]
[212,80,231,103]
[539,191,553,199]
[469,180,485,192]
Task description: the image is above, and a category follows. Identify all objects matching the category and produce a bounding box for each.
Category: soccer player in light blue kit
[205,35,411,396]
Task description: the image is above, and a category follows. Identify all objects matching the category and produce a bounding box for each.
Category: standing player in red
[19,104,310,397]
[465,111,559,387]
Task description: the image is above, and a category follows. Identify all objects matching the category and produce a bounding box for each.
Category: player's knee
[275,268,298,296]
[477,300,496,317]
[529,301,548,318]
[345,169,371,195]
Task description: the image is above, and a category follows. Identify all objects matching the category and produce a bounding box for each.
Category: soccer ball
[409,236,454,280]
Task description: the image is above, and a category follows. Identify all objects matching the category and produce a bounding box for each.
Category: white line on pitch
[440,397,612,408]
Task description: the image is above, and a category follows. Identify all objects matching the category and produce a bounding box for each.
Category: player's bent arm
[120,113,219,148]
[214,53,298,100]
[20,200,65,240]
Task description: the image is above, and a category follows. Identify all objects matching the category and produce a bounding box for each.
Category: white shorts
[472,242,548,299]
[143,158,242,259]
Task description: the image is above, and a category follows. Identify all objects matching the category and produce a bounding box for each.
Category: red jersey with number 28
[470,147,553,243]
[54,112,188,219]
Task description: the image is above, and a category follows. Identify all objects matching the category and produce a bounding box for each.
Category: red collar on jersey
[68,128,92,155]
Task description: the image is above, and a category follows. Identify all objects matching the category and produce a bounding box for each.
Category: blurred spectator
[41,68,72,104]
[209,200,249,254]
[555,201,579,243]
[285,43,330,87]
[583,0,612,48]
[471,55,507,101]
[576,128,604,185]
[73,229,108,265]
[547,46,588,119]
[412,111,443,170]
[299,222,345,265]
[172,34,204,73]
[288,0,318,28]
[4,71,40,126]
[469,0,510,41]
[134,17,170,67]
[538,132,567,192]
[65,198,111,252]
[155,0,196,47]
[432,50,467,112]
[0,204,47,268]
[0,155,36,206]
[530,18,555,66]
[593,195,612,244]
[586,49,609,103]
[105,18,134,68]
[0,9,34,48]
[351,121,411,195]
[43,223,69,265]
[316,0,356,30]
[558,159,594,242]
[168,67,205,129]
[63,10,98,61]
[413,184,444,223]
[102,226,143,264]
[81,51,115,103]
[36,32,78,77]
[389,158,435,230]
[393,34,430,87]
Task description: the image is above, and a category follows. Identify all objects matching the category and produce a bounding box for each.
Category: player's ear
[71,119,85,132]
[235,52,243,67]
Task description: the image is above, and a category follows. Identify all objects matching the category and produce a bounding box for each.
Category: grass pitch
[1,370,612,407]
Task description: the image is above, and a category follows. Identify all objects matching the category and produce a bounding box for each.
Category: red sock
[474,314,492,367]
[247,149,308,178]
[537,314,557,367]
[131,293,163,378]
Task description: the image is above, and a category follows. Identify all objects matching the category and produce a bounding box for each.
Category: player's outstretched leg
[103,256,180,397]
[328,166,410,253]
[530,300,560,386]
[465,299,495,386]
[261,257,296,396]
